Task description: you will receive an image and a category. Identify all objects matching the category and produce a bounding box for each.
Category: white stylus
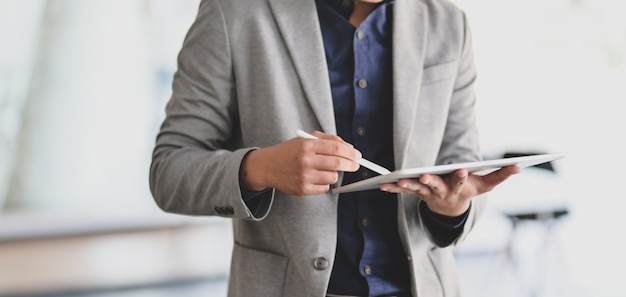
[296,130,391,175]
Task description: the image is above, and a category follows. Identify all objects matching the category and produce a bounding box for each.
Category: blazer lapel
[393,5,441,297]
[268,0,428,146]
[392,0,428,168]
[267,0,337,134]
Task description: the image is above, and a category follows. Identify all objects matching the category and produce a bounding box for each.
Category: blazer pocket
[229,243,288,296]
[427,246,460,296]
[421,61,457,85]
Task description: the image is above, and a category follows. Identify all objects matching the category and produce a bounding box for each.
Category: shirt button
[363,265,372,275]
[357,127,366,136]
[358,79,367,88]
[362,170,369,179]
[342,0,351,7]
[361,216,369,226]
[356,31,365,40]
[313,257,328,270]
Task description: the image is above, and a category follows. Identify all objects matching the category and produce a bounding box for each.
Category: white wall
[453,0,626,296]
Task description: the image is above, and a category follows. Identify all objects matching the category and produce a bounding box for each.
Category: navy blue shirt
[315,0,468,296]
[316,1,409,296]
[242,1,469,296]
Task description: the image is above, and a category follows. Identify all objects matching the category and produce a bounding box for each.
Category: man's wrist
[239,149,269,192]
[426,201,471,217]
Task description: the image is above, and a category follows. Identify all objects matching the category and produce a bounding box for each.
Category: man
[149,0,520,296]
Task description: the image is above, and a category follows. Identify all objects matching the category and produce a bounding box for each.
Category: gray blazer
[150,0,485,296]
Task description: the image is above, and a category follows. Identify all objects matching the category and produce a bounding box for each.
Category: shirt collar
[322,0,393,20]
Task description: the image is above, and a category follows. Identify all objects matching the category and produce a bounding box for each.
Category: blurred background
[0,0,624,296]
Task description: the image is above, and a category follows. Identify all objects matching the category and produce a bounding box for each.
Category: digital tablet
[331,153,564,194]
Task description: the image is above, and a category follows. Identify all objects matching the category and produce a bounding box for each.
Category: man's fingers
[385,179,430,196]
[311,154,360,172]
[419,174,445,196]
[485,165,520,183]
[305,170,341,187]
[300,137,361,162]
[293,182,331,196]
[450,169,468,195]
[310,130,350,145]
[304,131,360,159]
[475,165,521,192]
[318,140,361,161]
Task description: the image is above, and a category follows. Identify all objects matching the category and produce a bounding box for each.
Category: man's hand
[240,131,361,196]
[380,165,521,216]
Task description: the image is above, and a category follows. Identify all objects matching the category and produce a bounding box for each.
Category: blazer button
[224,206,234,215]
[214,206,224,214]
[313,257,328,270]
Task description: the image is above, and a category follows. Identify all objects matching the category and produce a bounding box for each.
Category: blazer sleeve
[436,12,480,165]
[149,0,273,220]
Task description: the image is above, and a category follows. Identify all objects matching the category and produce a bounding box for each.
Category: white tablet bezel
[331,153,564,194]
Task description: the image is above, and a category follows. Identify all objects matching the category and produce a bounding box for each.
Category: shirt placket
[352,25,377,285]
